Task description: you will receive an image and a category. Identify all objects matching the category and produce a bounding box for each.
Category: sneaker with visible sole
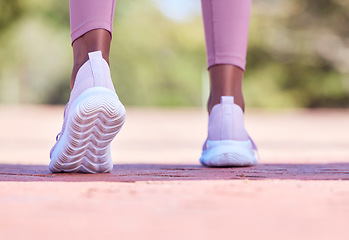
[200,96,258,167]
[49,51,126,173]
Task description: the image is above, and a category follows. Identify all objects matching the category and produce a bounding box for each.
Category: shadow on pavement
[0,163,349,182]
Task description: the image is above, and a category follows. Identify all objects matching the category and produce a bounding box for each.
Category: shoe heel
[49,87,126,173]
[200,140,257,167]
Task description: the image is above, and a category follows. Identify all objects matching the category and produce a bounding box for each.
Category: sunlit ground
[0,105,349,240]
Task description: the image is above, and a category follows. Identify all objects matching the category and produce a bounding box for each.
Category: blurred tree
[0,0,348,108]
[110,0,205,106]
[0,0,71,104]
[244,0,349,107]
[0,0,24,29]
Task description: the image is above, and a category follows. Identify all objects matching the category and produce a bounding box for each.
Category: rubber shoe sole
[49,87,126,173]
[200,140,257,167]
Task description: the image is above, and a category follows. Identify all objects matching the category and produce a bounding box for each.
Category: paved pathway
[0,106,348,240]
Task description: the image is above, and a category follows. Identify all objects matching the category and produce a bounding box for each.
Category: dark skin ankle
[70,31,245,114]
[207,64,245,114]
[71,29,112,89]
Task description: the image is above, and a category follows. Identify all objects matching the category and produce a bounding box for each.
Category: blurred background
[0,0,348,108]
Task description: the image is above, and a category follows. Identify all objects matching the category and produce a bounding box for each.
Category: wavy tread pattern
[49,90,125,173]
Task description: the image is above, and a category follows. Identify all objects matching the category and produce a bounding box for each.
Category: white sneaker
[200,96,258,167]
[49,51,126,173]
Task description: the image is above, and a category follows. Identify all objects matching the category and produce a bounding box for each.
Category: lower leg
[71,29,112,89]
[207,64,245,113]
[201,0,251,113]
[200,1,256,167]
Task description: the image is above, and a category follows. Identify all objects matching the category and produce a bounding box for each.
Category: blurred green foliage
[245,0,349,107]
[0,0,348,108]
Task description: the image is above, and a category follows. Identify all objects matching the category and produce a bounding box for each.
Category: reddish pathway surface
[0,106,349,240]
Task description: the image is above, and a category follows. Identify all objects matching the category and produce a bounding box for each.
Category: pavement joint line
[0,172,53,178]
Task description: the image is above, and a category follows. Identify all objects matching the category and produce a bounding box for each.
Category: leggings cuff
[207,55,246,71]
[71,20,113,44]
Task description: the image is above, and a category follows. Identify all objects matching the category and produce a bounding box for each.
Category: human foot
[49,51,126,173]
[200,96,257,167]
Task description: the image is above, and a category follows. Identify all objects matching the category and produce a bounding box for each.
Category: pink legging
[70,0,251,70]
